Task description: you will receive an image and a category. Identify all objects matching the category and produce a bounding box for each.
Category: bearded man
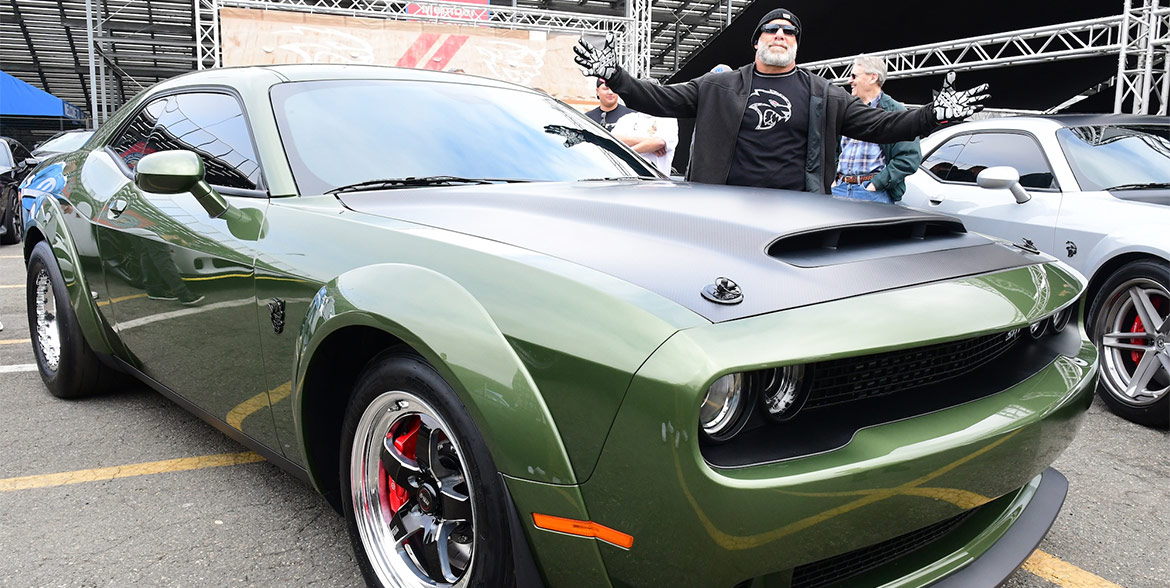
[573,8,988,193]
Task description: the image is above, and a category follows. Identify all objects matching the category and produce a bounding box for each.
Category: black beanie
[753,8,801,46]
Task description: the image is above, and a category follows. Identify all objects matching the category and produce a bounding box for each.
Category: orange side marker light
[531,513,634,549]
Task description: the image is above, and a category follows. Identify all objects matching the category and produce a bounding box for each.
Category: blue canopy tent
[0,70,87,148]
[0,70,86,121]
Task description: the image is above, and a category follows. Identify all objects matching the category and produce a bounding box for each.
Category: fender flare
[294,263,577,486]
[25,193,119,357]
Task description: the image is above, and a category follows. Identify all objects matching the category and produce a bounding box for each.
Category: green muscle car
[22,65,1096,588]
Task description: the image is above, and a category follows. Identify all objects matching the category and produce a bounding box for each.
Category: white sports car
[902,115,1169,428]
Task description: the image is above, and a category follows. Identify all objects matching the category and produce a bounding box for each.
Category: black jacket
[605,64,938,193]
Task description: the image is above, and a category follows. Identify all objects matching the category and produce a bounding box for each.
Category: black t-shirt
[585,104,635,131]
[725,68,811,190]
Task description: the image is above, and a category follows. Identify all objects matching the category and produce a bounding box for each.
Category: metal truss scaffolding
[196,0,639,72]
[1115,0,1170,114]
[803,1,1169,115]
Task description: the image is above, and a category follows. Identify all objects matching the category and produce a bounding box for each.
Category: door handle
[928,194,945,205]
[107,199,128,219]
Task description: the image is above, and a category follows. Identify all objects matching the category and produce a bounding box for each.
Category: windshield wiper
[327,176,528,194]
[579,176,654,182]
[1103,182,1170,191]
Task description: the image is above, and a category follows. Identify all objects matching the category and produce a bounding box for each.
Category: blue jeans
[832,181,892,204]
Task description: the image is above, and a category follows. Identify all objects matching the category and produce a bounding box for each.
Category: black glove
[932,72,990,123]
[573,33,619,80]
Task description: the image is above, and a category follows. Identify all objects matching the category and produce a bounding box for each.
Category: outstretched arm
[840,72,990,143]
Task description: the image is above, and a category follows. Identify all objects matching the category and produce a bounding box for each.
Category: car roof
[1039,113,1170,127]
[930,114,1170,139]
[153,63,528,94]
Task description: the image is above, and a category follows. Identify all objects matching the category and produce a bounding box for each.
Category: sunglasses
[761,23,799,37]
[849,72,873,79]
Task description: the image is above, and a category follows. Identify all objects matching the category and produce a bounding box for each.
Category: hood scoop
[768,219,974,268]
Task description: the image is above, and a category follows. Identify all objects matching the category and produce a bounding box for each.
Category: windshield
[271,79,658,195]
[33,130,94,155]
[1056,125,1170,191]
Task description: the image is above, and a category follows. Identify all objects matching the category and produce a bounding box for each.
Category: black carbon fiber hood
[338,179,1045,322]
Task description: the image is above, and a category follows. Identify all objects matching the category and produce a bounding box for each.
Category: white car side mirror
[976,166,1031,204]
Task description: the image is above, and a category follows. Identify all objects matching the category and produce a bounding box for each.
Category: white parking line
[0,364,37,373]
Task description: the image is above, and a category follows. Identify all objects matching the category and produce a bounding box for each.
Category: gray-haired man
[833,55,923,204]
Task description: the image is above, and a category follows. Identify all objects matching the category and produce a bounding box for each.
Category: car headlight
[759,365,809,422]
[699,373,750,442]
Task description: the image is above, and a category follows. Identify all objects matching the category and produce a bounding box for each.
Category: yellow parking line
[0,338,31,346]
[0,451,265,492]
[0,284,22,288]
[0,255,20,259]
[226,381,292,430]
[1024,549,1123,588]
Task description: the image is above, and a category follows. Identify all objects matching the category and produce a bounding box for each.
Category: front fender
[295,263,577,485]
[25,189,119,358]
[1080,237,1169,282]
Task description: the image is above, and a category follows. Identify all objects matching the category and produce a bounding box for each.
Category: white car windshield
[1057,125,1170,191]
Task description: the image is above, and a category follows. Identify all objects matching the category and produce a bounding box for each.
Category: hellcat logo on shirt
[747,89,792,130]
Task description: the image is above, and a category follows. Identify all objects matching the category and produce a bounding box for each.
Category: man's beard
[757,43,797,68]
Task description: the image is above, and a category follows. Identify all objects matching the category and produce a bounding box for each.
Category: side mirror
[135,150,228,217]
[976,166,1031,204]
[23,157,38,167]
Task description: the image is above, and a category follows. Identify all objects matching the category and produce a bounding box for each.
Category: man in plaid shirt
[832,55,922,203]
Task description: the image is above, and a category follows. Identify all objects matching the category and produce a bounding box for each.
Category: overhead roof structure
[0,0,755,123]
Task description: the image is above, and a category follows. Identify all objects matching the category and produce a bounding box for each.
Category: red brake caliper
[380,417,419,513]
[1130,297,1165,364]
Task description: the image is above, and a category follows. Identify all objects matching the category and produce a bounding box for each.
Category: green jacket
[870,93,923,202]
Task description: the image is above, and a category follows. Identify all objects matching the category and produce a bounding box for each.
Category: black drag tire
[26,241,122,398]
[1,187,20,245]
[340,349,514,587]
[1087,259,1170,428]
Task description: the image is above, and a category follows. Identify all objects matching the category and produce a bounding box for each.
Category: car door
[89,91,281,450]
[911,131,1063,254]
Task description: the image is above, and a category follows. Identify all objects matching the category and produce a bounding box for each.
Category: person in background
[586,79,679,175]
[832,54,922,203]
[573,7,987,192]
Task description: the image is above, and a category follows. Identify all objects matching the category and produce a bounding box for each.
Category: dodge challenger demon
[23,65,1097,588]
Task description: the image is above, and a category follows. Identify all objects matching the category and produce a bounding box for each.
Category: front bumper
[507,265,1096,587]
[927,467,1066,588]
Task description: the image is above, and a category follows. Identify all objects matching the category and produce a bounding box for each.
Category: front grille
[790,508,978,588]
[806,330,1020,409]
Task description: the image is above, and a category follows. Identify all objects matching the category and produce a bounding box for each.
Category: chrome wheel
[33,267,61,372]
[350,390,476,587]
[1097,277,1170,407]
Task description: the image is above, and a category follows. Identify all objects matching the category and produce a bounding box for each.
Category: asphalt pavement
[1,241,1166,587]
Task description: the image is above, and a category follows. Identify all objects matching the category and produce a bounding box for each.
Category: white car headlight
[700,373,749,442]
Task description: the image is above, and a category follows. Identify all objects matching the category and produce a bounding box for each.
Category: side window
[11,142,32,162]
[948,132,1057,190]
[0,142,13,168]
[144,93,263,191]
[921,135,970,181]
[109,97,166,169]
